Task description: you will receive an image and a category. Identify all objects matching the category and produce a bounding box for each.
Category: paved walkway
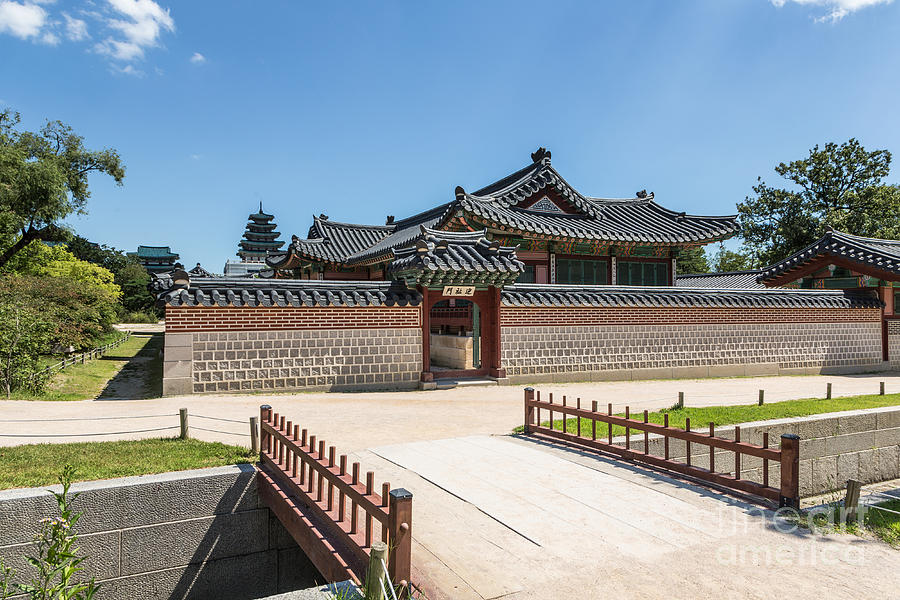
[354,435,900,599]
[2,373,900,448]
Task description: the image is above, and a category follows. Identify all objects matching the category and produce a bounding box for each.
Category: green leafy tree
[0,296,50,398]
[116,262,157,315]
[737,139,900,266]
[3,275,118,350]
[676,246,710,275]
[0,109,124,268]
[709,243,753,272]
[66,236,129,274]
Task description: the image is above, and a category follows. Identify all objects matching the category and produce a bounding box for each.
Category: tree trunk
[0,227,42,268]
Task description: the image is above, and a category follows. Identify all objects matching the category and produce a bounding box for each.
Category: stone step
[435,377,499,389]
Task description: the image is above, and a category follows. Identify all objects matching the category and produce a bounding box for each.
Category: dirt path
[2,372,900,448]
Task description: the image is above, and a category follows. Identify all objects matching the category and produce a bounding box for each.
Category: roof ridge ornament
[455,186,466,200]
[531,147,551,164]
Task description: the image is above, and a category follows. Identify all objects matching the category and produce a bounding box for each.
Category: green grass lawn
[514,392,900,437]
[10,333,163,401]
[0,438,256,489]
[866,499,900,547]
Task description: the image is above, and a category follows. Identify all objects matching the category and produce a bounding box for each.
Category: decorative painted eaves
[388,226,524,288]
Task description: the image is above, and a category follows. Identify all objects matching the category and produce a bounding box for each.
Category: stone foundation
[430,333,474,369]
[164,329,422,396]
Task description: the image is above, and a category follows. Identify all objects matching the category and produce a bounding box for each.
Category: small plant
[0,466,99,600]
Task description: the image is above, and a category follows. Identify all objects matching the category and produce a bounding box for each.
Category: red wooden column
[488,285,506,378]
[419,286,433,382]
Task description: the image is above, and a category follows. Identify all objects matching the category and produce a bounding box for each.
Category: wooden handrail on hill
[523,388,800,508]
[258,406,413,592]
[32,331,133,380]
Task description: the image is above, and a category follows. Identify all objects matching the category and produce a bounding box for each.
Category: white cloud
[95,0,174,61]
[110,62,144,77]
[189,51,205,64]
[189,153,201,160]
[0,1,48,39]
[63,12,88,41]
[770,0,893,22]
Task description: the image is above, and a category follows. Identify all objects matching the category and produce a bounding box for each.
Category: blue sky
[1,0,899,271]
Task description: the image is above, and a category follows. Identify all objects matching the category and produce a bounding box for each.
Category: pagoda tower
[237,202,284,263]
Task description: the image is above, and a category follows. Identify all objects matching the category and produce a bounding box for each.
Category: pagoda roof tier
[389,227,524,288]
[243,231,281,242]
[239,240,285,251]
[269,148,738,270]
[248,202,275,222]
[246,222,278,232]
[758,230,900,286]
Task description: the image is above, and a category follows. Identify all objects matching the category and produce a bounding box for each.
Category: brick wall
[500,306,881,327]
[165,306,421,332]
[888,320,900,369]
[501,306,884,382]
[163,305,422,395]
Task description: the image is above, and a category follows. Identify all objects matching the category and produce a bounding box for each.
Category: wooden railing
[523,388,800,508]
[258,405,413,591]
[33,331,133,380]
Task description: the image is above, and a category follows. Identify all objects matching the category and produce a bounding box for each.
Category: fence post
[844,479,862,523]
[826,382,832,400]
[388,488,413,596]
[677,391,684,410]
[758,390,764,406]
[779,433,800,509]
[260,405,272,454]
[179,408,189,440]
[250,416,259,456]
[524,387,535,434]
[365,541,388,600]
[880,381,885,396]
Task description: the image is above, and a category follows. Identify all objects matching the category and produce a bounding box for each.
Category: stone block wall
[501,306,884,382]
[163,306,422,395]
[888,320,900,369]
[0,465,318,600]
[623,407,900,497]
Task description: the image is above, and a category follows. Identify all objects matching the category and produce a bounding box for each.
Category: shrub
[0,466,100,600]
[1,275,118,350]
[0,298,51,398]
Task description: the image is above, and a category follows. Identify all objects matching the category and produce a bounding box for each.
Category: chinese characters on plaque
[442,285,475,297]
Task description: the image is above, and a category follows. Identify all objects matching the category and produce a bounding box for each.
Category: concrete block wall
[618,406,900,497]
[0,465,318,600]
[502,316,884,383]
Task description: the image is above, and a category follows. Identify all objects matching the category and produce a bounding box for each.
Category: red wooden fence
[523,388,800,508]
[257,405,413,589]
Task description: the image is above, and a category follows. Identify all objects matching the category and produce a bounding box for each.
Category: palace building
[129,245,180,274]
[153,149,892,396]
[265,148,739,286]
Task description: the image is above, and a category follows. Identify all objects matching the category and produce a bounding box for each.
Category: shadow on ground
[96,333,164,401]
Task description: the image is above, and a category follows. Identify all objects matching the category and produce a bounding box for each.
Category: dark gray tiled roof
[274,149,738,268]
[188,263,219,278]
[676,270,765,289]
[388,227,524,286]
[501,284,881,309]
[276,217,395,264]
[758,230,900,283]
[155,278,422,308]
[344,203,452,265]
